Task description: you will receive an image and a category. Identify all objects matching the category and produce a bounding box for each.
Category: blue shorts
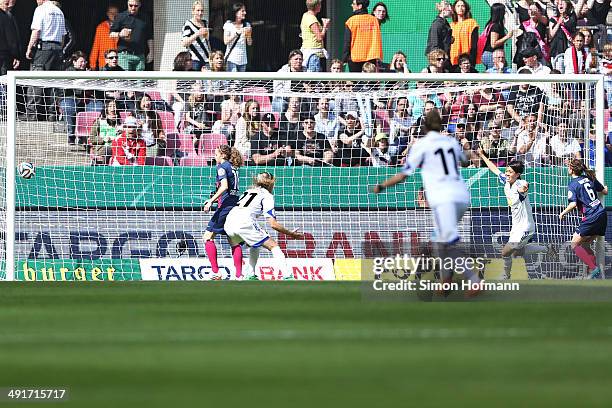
[206,205,234,234]
[576,212,607,237]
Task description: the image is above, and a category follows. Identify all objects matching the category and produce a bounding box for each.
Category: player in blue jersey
[202,145,244,279]
[559,159,608,279]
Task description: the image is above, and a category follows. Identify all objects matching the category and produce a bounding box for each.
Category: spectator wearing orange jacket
[111,117,146,166]
[89,5,119,70]
[342,0,382,72]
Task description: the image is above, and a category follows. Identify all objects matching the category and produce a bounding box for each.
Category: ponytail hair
[218,144,244,168]
[568,158,597,181]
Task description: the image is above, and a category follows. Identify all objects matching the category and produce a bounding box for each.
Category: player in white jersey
[373,110,481,294]
[224,172,304,280]
[478,149,553,279]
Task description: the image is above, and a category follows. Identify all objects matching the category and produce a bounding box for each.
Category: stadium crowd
[1,0,612,167]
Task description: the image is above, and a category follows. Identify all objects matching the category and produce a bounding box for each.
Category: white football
[18,162,35,179]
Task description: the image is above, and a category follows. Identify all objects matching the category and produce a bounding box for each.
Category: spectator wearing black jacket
[426,1,453,57]
[0,0,21,75]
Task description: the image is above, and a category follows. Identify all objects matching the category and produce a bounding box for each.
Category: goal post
[0,71,607,281]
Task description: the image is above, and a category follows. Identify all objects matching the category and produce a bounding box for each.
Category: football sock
[205,241,219,273]
[249,247,261,273]
[574,245,597,269]
[231,245,243,279]
[503,256,513,276]
[271,246,289,277]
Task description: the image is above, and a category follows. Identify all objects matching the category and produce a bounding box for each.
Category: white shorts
[507,227,534,250]
[223,218,270,248]
[431,201,468,244]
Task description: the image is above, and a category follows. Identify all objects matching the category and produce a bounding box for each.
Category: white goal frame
[2,71,606,280]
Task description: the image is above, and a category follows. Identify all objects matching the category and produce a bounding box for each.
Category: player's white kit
[224,187,276,247]
[402,131,470,243]
[499,174,535,248]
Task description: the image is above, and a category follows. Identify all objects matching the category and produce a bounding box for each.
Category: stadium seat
[605,109,611,133]
[243,86,272,112]
[272,112,280,129]
[145,156,174,166]
[157,110,176,134]
[176,133,197,157]
[75,111,101,140]
[147,91,163,101]
[199,133,228,162]
[374,109,391,134]
[179,156,210,166]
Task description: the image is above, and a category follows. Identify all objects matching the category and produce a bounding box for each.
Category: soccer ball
[18,162,35,179]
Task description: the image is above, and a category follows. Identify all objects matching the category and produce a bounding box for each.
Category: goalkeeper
[478,148,555,279]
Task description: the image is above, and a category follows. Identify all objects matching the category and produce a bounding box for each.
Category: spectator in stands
[486,49,512,73]
[0,0,21,74]
[583,0,611,26]
[479,123,510,167]
[89,4,119,70]
[212,102,236,145]
[364,132,394,167]
[599,43,612,107]
[203,50,228,109]
[544,69,572,121]
[52,1,76,64]
[488,106,514,140]
[452,53,478,73]
[335,81,360,128]
[549,0,583,72]
[515,0,549,24]
[272,50,305,113]
[90,99,121,165]
[522,46,551,74]
[579,27,599,72]
[24,0,67,122]
[453,119,474,167]
[389,97,412,157]
[462,103,481,143]
[111,116,146,166]
[372,2,389,25]
[563,31,591,73]
[336,111,368,166]
[314,97,339,142]
[342,0,382,72]
[184,81,211,154]
[516,113,550,166]
[134,94,166,157]
[234,100,260,162]
[422,48,449,73]
[472,86,505,122]
[110,0,153,71]
[165,51,195,131]
[301,0,330,73]
[223,2,252,72]
[387,51,410,73]
[516,2,550,67]
[507,68,545,126]
[182,0,211,71]
[101,49,124,71]
[295,115,334,166]
[550,120,582,164]
[411,101,437,140]
[407,82,442,120]
[58,51,96,145]
[481,2,517,71]
[426,1,453,58]
[251,112,294,166]
[449,0,479,66]
[278,96,302,145]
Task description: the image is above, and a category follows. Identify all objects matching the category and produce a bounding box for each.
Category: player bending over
[202,145,244,279]
[478,149,555,279]
[559,159,608,279]
[372,110,481,293]
[224,172,304,280]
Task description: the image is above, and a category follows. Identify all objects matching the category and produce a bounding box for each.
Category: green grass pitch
[1,282,612,407]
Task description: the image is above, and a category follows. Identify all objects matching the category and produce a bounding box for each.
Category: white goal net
[0,71,606,280]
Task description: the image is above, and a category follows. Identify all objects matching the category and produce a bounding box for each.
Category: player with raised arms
[559,159,608,279]
[478,149,554,279]
[224,172,304,280]
[202,145,244,279]
[372,109,481,292]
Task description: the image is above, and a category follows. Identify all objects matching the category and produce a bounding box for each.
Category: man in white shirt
[23,0,66,121]
[515,113,550,166]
